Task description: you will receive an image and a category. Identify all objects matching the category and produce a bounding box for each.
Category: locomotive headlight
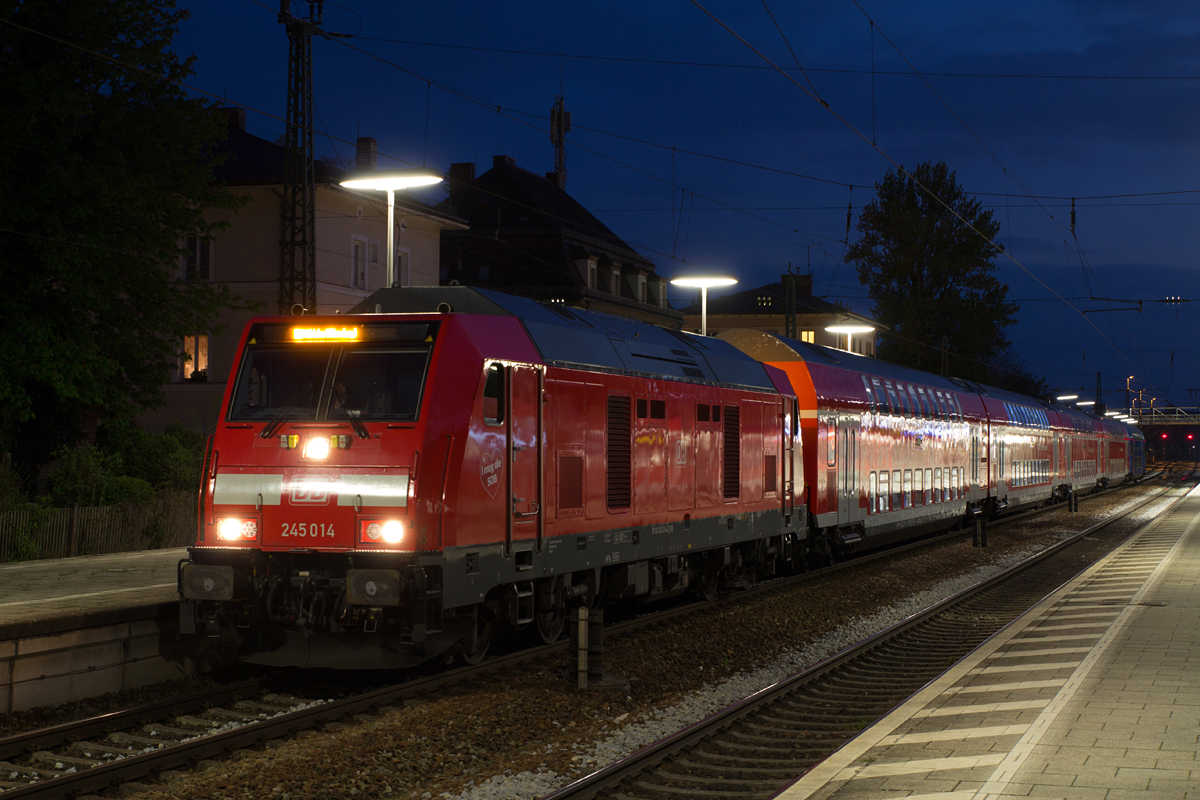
[302,436,331,460]
[217,517,258,541]
[218,518,242,541]
[381,520,404,544]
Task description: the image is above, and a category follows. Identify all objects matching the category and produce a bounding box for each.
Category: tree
[847,161,1022,385]
[0,0,247,475]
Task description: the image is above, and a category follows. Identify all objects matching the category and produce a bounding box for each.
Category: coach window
[827,419,837,466]
[916,386,930,419]
[862,375,875,413]
[884,381,900,415]
[483,363,505,425]
[924,468,932,504]
[878,470,889,512]
[637,399,648,419]
[650,400,666,419]
[914,467,924,505]
[892,470,902,510]
[898,382,914,417]
[903,469,913,508]
[871,377,885,413]
[907,385,921,419]
[698,403,710,422]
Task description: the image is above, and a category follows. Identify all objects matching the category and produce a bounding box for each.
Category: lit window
[801,330,814,343]
[184,237,211,281]
[181,335,209,382]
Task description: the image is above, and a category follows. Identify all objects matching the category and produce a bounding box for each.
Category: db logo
[289,480,333,505]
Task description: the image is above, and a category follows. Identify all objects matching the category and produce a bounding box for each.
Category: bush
[47,443,121,507]
[102,475,155,506]
[0,456,25,512]
[100,423,206,493]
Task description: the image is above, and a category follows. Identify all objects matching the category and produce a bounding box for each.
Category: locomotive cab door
[507,364,543,557]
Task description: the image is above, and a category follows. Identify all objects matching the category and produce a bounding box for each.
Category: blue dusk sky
[172,1,1200,410]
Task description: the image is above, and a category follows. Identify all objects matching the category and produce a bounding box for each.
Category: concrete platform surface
[0,548,186,632]
[777,483,1200,800]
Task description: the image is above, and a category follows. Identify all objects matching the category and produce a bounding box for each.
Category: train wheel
[534,577,567,644]
[456,612,492,666]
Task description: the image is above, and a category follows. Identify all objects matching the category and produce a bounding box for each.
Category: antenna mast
[279,1,321,314]
[549,95,571,189]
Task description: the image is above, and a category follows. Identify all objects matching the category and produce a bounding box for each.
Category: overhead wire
[688,0,1138,376]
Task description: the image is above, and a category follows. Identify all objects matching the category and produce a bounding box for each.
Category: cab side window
[483,363,505,425]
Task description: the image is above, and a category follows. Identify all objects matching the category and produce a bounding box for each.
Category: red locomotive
[179,287,1143,668]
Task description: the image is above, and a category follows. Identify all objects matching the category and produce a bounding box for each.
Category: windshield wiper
[259,382,315,440]
[346,410,370,439]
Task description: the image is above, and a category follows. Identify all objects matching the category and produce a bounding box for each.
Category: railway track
[541,468,1195,800]
[0,471,1171,798]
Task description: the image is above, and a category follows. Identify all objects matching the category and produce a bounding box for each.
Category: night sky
[173,1,1200,411]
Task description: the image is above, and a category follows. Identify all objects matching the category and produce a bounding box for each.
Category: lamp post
[670,276,737,336]
[1126,375,1134,416]
[339,169,443,288]
[825,323,876,354]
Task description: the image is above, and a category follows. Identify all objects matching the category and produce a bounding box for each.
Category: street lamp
[825,323,876,354]
[670,276,737,336]
[340,169,443,288]
[1126,375,1134,415]
[1056,393,1079,403]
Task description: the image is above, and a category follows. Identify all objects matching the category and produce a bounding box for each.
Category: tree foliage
[847,161,1025,386]
[0,0,247,465]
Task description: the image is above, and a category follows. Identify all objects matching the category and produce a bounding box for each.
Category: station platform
[777,482,1200,800]
[0,548,193,714]
[0,547,186,637]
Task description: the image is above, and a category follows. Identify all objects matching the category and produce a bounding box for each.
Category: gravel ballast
[42,478,1178,800]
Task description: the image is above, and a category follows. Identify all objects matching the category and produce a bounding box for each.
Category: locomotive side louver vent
[723,405,740,500]
[607,395,632,510]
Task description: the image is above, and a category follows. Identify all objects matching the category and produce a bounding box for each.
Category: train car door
[837,415,860,525]
[507,364,542,555]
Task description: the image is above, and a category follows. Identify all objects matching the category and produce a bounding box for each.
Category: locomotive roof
[350,287,777,391]
[717,329,993,396]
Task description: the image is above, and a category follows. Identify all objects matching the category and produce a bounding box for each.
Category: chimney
[492,154,515,169]
[448,162,476,211]
[221,107,245,132]
[797,274,813,297]
[356,137,378,172]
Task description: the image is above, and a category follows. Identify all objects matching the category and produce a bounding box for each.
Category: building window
[180,335,209,382]
[351,237,367,290]
[588,261,597,290]
[638,274,647,303]
[801,330,814,343]
[184,237,210,281]
[611,266,621,296]
[370,241,379,264]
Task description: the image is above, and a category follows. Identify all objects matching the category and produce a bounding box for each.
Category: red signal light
[1161,433,1168,439]
[1189,434,1195,440]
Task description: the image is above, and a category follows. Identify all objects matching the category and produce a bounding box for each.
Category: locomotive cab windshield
[228,321,437,424]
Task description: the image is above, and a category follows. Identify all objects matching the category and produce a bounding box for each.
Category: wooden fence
[0,491,196,563]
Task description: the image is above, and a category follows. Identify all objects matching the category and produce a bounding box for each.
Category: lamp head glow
[669,276,737,289]
[1056,394,1079,402]
[1076,400,1096,406]
[339,169,444,192]
[291,326,359,342]
[825,324,876,335]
